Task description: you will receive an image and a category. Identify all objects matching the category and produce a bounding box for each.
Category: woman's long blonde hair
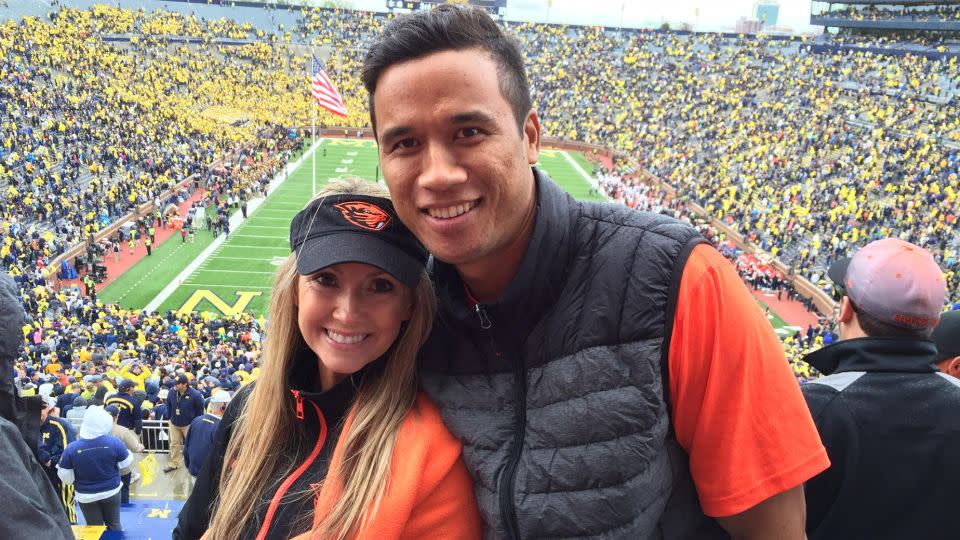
[205,178,436,540]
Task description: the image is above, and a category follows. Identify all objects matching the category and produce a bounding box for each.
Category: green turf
[537,149,607,202]
[102,139,644,317]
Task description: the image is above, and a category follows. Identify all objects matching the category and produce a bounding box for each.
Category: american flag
[311,55,348,117]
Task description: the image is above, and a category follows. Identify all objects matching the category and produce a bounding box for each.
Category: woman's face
[296,262,413,390]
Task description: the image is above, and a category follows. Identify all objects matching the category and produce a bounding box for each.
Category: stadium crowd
[3,3,959,405]
[817,4,960,23]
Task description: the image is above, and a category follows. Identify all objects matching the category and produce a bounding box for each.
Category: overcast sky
[351,1,822,34]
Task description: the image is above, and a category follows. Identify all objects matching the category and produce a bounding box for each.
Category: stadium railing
[64,417,171,453]
[141,419,171,454]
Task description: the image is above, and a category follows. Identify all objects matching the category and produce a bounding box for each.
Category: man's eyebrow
[451,110,496,124]
[380,111,496,142]
[380,125,411,143]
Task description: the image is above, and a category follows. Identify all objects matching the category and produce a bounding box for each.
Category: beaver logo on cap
[334,201,391,231]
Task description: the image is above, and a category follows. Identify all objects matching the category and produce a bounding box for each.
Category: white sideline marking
[144,139,323,312]
[560,151,611,202]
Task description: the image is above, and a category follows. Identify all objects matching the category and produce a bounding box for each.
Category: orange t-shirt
[668,244,830,517]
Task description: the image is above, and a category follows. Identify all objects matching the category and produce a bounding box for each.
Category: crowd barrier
[65,417,172,454]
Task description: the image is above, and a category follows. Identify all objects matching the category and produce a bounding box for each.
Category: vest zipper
[475,303,492,329]
[498,338,526,540]
[254,395,327,540]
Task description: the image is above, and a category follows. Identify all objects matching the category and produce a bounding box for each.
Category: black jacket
[174,350,369,540]
[801,337,960,540]
[105,391,143,434]
[0,273,73,539]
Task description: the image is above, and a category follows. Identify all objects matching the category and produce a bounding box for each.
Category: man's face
[176,382,187,393]
[40,402,50,424]
[373,48,540,269]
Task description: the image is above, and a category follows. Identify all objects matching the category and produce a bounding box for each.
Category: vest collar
[802,337,940,376]
[434,169,575,331]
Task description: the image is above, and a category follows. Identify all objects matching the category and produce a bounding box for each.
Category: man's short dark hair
[851,300,931,339]
[361,4,531,134]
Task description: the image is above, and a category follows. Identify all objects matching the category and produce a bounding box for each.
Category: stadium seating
[2,2,958,386]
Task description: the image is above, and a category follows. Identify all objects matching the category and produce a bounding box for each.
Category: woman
[57,406,133,531]
[175,179,480,540]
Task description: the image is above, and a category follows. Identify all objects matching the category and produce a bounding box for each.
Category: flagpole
[311,53,317,196]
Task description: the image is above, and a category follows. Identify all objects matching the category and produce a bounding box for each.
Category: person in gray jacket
[0,273,74,539]
[361,5,829,539]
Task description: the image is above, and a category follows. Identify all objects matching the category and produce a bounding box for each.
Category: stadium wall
[809,18,960,31]
[807,43,960,61]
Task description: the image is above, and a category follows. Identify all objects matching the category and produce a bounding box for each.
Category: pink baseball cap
[827,238,946,330]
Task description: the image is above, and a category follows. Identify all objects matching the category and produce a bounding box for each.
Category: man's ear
[946,357,960,380]
[838,296,855,325]
[523,109,541,166]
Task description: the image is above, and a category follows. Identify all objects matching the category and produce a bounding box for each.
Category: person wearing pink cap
[800,238,959,540]
[931,310,960,379]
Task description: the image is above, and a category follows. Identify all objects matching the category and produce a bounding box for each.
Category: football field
[100,139,605,316]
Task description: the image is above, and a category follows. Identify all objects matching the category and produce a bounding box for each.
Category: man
[153,388,170,421]
[164,375,204,473]
[105,405,144,505]
[39,396,78,523]
[105,378,143,435]
[801,238,958,539]
[65,395,88,426]
[0,274,74,539]
[362,6,828,538]
[931,309,960,379]
[183,390,229,479]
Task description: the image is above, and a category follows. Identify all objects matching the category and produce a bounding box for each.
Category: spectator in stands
[66,395,88,425]
[39,396,78,524]
[363,7,828,538]
[105,405,144,506]
[105,378,143,435]
[0,273,74,539]
[931,309,960,379]
[183,390,230,479]
[175,179,479,540]
[800,238,958,539]
[164,374,204,473]
[153,387,170,421]
[58,406,133,531]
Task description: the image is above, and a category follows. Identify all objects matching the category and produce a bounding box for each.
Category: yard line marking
[341,159,353,164]
[335,167,348,173]
[560,151,610,201]
[145,139,323,312]
[208,256,275,261]
[192,269,277,275]
[182,283,274,290]
[230,234,287,239]
[218,244,289,250]
[237,225,289,230]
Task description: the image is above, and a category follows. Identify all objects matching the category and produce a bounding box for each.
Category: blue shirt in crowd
[59,436,130,496]
[184,413,221,477]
